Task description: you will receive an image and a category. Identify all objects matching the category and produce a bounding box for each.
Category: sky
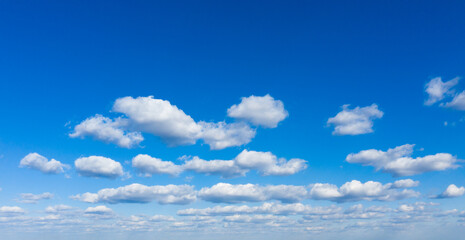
[1,1,465,239]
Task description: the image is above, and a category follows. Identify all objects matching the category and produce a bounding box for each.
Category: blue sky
[1,1,465,239]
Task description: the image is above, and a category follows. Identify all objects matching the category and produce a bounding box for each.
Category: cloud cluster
[75,156,124,178]
[424,77,465,110]
[327,104,383,135]
[72,180,419,205]
[71,183,196,205]
[132,150,307,178]
[346,144,459,176]
[70,95,287,150]
[19,192,53,204]
[19,153,69,174]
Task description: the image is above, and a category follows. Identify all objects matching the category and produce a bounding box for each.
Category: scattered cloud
[424,77,459,105]
[0,206,25,215]
[71,183,196,205]
[433,184,465,199]
[327,104,383,135]
[227,94,288,128]
[75,156,124,179]
[84,205,115,219]
[19,192,53,204]
[444,91,465,110]
[70,95,287,150]
[346,144,459,176]
[19,153,69,174]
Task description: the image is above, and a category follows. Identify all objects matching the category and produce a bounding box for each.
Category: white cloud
[19,192,53,204]
[0,206,25,215]
[71,183,196,205]
[69,114,143,148]
[45,205,73,213]
[327,104,383,135]
[75,156,124,178]
[19,153,69,174]
[198,121,255,150]
[445,91,465,110]
[177,202,340,216]
[132,154,183,177]
[198,183,308,203]
[234,150,307,176]
[346,144,459,176]
[308,180,420,203]
[182,156,246,178]
[131,150,306,179]
[424,77,459,105]
[227,94,288,128]
[391,179,420,188]
[84,205,114,215]
[434,184,465,199]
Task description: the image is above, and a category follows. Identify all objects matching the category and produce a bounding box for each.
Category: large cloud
[346,144,459,176]
[74,156,124,178]
[70,95,286,150]
[227,94,288,128]
[327,104,383,135]
[19,153,69,174]
[424,77,459,105]
[71,183,196,205]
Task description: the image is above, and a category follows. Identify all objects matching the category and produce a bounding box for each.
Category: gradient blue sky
[1,1,465,239]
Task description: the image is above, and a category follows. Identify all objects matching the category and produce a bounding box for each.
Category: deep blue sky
[1,1,465,239]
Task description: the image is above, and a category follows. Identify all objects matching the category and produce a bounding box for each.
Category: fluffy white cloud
[182,157,246,178]
[113,96,202,145]
[71,183,196,205]
[84,206,114,215]
[19,153,69,174]
[198,121,255,150]
[75,156,124,178]
[234,150,307,176]
[424,77,459,105]
[198,183,308,203]
[72,96,269,150]
[132,150,306,179]
[308,180,419,203]
[434,184,465,199]
[45,205,73,213]
[391,179,420,188]
[227,94,288,128]
[69,115,143,148]
[346,144,459,176]
[132,154,183,177]
[327,104,383,135]
[19,192,53,204]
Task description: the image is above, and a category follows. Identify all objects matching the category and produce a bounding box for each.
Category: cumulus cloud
[424,77,459,105]
[131,150,306,178]
[45,205,74,213]
[132,154,183,177]
[227,94,288,128]
[327,104,383,135]
[71,183,196,205]
[391,179,420,188]
[444,91,465,110]
[308,180,419,203]
[433,184,465,199]
[69,115,143,148]
[198,121,256,150]
[84,205,114,215]
[198,183,308,203]
[346,144,459,176]
[19,192,53,204]
[75,156,124,178]
[19,153,69,174]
